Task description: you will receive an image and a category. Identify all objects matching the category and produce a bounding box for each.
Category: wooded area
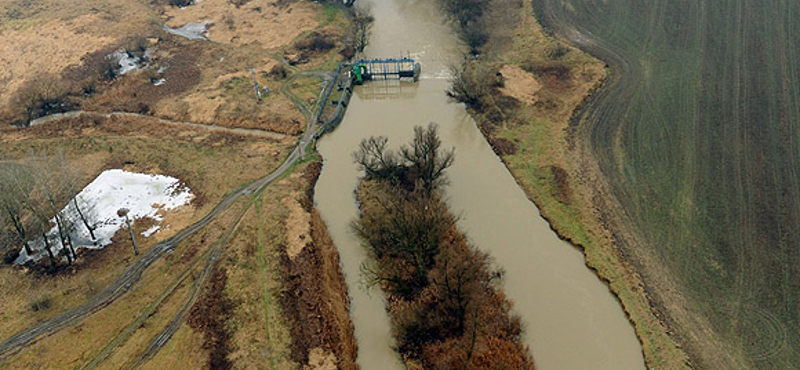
[0,153,97,267]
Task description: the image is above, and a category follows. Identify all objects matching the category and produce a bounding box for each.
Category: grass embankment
[352,126,533,370]
[442,0,690,368]
[170,161,356,370]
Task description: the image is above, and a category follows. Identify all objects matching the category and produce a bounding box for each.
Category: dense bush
[295,32,336,53]
[11,76,77,125]
[439,0,493,54]
[447,60,501,112]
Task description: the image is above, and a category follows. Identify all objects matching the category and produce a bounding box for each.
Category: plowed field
[536,0,800,368]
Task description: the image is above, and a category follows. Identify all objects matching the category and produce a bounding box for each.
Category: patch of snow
[142,225,161,238]
[14,170,194,264]
[107,48,153,76]
[163,22,210,41]
[153,78,167,86]
[108,49,148,76]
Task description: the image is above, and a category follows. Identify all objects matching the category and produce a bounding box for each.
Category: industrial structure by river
[314,0,646,369]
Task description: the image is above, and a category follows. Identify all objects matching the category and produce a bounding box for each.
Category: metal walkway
[352,58,421,84]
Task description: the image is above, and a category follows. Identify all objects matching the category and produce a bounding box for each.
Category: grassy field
[0,0,356,368]
[533,0,800,368]
[0,119,355,370]
[0,0,349,134]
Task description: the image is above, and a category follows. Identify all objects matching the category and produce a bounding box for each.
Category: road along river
[314,1,646,369]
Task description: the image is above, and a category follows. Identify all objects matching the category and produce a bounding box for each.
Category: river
[313,0,646,369]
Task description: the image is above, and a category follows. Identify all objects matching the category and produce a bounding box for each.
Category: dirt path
[0,76,322,359]
[59,70,336,369]
[29,111,290,141]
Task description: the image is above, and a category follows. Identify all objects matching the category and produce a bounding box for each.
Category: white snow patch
[15,170,194,264]
[163,22,210,41]
[142,225,161,237]
[107,48,154,76]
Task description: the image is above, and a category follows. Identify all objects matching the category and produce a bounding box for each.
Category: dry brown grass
[138,324,207,370]
[497,64,541,105]
[1,0,347,134]
[0,0,161,109]
[0,115,288,344]
[164,0,319,48]
[282,195,310,259]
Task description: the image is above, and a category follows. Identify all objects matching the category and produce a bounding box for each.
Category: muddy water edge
[314,1,646,369]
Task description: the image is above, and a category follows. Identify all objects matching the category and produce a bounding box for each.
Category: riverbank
[454,0,690,369]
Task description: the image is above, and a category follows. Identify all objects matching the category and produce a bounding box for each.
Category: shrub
[295,32,335,53]
[447,60,496,112]
[269,63,289,80]
[12,76,77,125]
[30,294,53,312]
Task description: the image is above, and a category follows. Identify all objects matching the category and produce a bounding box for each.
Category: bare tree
[354,183,456,297]
[0,152,96,266]
[400,123,455,193]
[37,154,78,262]
[73,197,97,243]
[352,6,374,53]
[447,60,496,112]
[11,75,75,125]
[353,135,404,183]
[0,164,38,257]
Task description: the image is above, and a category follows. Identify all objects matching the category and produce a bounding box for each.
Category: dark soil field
[536,0,800,368]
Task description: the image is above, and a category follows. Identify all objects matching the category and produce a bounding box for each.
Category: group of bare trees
[0,153,96,267]
[353,123,455,193]
[10,76,77,127]
[353,125,533,369]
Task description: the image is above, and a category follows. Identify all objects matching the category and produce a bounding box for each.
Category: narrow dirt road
[29,111,290,140]
[0,83,321,359]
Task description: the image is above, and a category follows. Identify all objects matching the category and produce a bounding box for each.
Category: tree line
[353,124,534,369]
[0,153,97,267]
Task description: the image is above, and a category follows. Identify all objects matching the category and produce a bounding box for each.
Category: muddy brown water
[314,0,646,369]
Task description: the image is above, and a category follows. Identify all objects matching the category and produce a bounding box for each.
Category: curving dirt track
[60,70,334,370]
[536,0,800,369]
[0,76,321,360]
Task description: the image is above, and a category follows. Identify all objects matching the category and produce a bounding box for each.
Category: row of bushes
[353,125,534,369]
